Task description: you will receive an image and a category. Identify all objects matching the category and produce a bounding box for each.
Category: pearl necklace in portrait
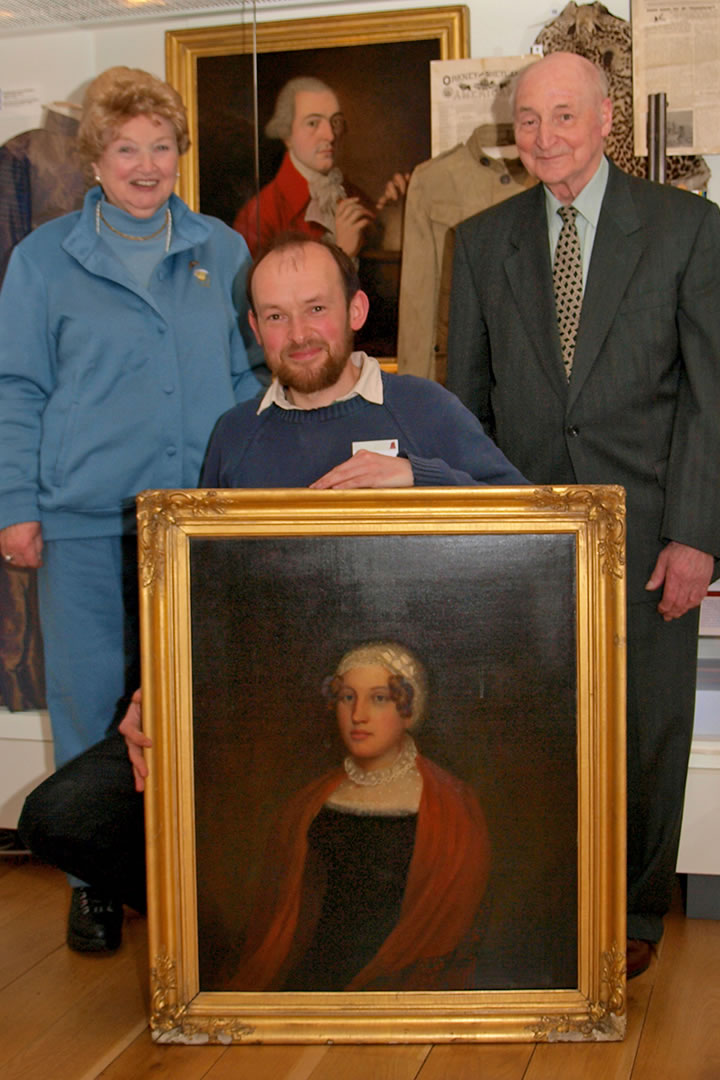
[343,734,418,787]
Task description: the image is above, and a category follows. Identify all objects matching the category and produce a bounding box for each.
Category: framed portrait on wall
[165,7,469,357]
[140,485,627,1044]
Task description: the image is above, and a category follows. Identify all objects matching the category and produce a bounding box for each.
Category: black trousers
[625,598,700,942]
[18,729,146,914]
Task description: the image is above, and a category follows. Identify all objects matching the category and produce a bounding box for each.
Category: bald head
[514,52,609,109]
[513,52,612,204]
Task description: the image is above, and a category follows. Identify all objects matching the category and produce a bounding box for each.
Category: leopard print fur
[534,1,710,189]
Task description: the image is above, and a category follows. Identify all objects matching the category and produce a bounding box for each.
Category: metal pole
[251,0,260,246]
[647,92,667,184]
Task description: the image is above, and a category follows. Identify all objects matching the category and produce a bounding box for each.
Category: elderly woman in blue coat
[0,66,262,950]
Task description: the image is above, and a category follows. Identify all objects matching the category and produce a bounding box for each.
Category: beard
[271,325,354,395]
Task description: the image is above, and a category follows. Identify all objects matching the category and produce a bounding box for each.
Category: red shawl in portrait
[228,754,490,992]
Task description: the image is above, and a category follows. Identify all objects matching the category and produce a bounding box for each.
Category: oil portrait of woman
[227,641,490,993]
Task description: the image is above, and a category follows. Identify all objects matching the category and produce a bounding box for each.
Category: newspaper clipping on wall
[632,0,720,155]
[430,55,539,158]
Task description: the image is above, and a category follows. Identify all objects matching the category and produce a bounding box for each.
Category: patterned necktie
[553,205,583,379]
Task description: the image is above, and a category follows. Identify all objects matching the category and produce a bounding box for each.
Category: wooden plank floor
[1,856,719,1080]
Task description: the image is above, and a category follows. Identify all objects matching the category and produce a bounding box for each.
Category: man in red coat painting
[233,76,403,258]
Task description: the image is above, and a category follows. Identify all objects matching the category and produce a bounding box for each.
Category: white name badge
[352,439,399,457]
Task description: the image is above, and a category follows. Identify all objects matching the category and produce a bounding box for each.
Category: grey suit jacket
[447,161,720,599]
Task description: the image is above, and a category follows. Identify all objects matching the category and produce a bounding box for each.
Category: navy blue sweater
[201,372,527,488]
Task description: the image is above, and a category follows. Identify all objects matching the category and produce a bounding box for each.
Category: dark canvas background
[190,531,579,993]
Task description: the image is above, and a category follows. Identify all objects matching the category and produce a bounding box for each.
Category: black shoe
[626,937,654,979]
[67,886,123,953]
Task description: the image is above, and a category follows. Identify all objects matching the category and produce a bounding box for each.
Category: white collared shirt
[544,155,609,288]
[256,351,384,413]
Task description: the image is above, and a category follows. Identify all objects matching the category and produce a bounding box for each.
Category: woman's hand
[118,688,152,793]
[0,521,43,568]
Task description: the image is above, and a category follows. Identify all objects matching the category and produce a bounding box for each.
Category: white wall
[0,0,718,202]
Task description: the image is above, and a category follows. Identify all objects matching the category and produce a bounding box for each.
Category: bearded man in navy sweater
[18,233,525,950]
[203,233,526,492]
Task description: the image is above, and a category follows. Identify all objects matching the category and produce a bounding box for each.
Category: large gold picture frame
[165,7,469,359]
[140,485,626,1043]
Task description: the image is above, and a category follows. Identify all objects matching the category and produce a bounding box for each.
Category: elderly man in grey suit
[447,51,720,978]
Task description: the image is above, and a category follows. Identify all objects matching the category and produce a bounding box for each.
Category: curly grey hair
[265,76,340,141]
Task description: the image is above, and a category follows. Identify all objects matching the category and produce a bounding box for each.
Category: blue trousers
[36,534,140,769]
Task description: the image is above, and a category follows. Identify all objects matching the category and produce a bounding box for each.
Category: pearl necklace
[95,202,173,253]
[343,735,418,787]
